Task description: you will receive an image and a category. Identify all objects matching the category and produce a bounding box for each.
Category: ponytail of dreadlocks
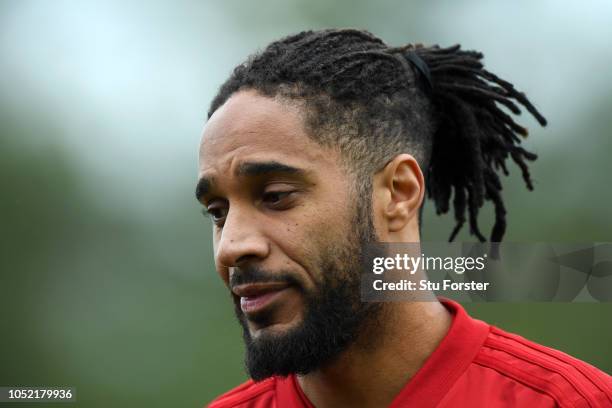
[208,28,547,242]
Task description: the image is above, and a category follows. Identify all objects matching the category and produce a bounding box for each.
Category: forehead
[198,90,340,178]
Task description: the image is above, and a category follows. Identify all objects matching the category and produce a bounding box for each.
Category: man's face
[197,90,380,379]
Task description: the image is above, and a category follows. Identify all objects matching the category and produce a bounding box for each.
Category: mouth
[232,282,291,315]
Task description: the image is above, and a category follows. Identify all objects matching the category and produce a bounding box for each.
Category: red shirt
[208,299,612,407]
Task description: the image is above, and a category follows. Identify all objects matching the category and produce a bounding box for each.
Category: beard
[232,194,382,381]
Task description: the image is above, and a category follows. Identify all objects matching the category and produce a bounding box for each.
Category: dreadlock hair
[207,28,547,242]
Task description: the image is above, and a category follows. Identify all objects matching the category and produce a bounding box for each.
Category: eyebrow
[195,177,213,201]
[195,160,306,201]
[236,161,303,177]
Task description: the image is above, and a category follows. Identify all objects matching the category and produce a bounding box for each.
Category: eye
[202,204,228,225]
[262,191,293,204]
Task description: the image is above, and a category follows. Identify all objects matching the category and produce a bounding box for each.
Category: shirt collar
[389,298,490,407]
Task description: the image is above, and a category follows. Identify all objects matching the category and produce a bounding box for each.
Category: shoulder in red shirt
[207,299,612,407]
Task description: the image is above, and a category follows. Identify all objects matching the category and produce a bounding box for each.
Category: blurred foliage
[1,1,611,407]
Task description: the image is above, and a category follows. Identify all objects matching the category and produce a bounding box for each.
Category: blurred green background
[1,1,611,407]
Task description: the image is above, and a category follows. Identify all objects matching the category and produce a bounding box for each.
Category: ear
[372,154,425,236]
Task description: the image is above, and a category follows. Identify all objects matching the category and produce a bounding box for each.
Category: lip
[232,282,290,314]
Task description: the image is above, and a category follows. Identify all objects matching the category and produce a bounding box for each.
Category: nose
[214,206,270,279]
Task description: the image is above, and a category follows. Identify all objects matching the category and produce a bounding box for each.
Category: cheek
[283,204,350,275]
[211,235,230,285]
[216,265,230,286]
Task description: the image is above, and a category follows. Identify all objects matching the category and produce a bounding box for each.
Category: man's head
[196,91,412,379]
[196,28,546,380]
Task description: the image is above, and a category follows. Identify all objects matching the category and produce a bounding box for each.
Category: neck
[297,299,452,408]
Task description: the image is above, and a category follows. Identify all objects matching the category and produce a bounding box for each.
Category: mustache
[229,265,301,289]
